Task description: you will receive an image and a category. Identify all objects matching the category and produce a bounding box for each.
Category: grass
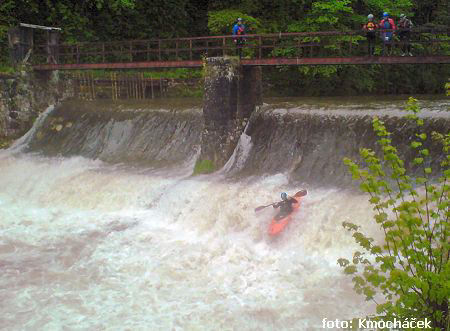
[0,64,16,75]
[71,68,203,79]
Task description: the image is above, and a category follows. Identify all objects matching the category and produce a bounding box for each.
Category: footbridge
[22,29,450,70]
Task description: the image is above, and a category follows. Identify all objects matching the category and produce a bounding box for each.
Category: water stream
[0,96,448,330]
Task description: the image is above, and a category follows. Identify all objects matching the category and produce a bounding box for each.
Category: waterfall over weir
[0,97,448,330]
[17,98,450,186]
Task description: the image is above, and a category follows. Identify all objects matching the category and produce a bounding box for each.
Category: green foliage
[71,68,202,80]
[208,9,261,35]
[143,69,202,79]
[0,64,15,74]
[193,159,215,174]
[341,98,450,330]
[0,0,447,95]
[363,0,413,18]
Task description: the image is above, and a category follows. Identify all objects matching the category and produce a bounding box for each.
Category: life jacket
[380,18,396,30]
[237,26,245,35]
[366,22,376,31]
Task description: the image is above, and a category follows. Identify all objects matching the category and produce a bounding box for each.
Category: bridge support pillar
[196,57,262,173]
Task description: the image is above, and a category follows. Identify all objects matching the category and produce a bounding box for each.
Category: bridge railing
[31,29,449,65]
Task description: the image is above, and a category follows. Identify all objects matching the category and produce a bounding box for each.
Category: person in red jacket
[363,14,377,56]
[379,12,397,56]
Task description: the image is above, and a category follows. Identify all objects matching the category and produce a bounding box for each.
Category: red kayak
[268,191,306,236]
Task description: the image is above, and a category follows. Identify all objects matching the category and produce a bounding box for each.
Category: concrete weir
[198,57,262,171]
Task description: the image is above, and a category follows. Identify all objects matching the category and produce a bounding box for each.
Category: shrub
[339,97,449,330]
[207,9,261,35]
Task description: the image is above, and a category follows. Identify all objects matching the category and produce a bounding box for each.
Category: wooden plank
[33,56,450,70]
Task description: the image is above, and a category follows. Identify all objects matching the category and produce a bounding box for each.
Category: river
[0,96,448,330]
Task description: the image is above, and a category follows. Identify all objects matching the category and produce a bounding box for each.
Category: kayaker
[273,192,299,217]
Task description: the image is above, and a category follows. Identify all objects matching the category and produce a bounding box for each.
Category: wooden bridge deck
[32,56,450,70]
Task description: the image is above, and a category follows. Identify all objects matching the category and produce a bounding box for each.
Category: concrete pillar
[196,57,262,173]
[238,65,262,119]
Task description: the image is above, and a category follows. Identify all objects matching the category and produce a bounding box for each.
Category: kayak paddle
[254,202,277,212]
[254,189,307,212]
[293,189,307,198]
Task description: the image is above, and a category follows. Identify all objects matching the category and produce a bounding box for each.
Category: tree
[207,9,261,35]
[339,98,449,330]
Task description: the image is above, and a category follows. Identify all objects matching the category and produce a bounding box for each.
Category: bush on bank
[339,98,449,330]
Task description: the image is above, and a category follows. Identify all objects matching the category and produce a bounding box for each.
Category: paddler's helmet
[281,192,288,200]
[367,14,374,20]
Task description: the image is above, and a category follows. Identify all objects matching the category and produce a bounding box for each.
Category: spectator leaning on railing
[232,17,247,58]
[379,12,397,56]
[363,14,378,56]
[398,14,414,56]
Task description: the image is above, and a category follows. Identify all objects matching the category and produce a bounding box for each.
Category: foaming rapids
[0,150,381,330]
[1,97,447,329]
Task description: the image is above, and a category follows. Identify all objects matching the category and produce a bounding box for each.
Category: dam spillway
[0,96,448,330]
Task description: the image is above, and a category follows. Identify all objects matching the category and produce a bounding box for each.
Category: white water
[220,124,253,175]
[0,146,384,330]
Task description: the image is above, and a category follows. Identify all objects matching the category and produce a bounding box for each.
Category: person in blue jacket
[232,18,246,58]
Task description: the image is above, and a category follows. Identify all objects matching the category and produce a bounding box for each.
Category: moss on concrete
[0,137,14,149]
[193,159,215,174]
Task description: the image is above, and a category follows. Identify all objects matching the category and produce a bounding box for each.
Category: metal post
[259,36,262,59]
[151,77,154,99]
[158,40,161,61]
[223,37,226,56]
[129,41,132,62]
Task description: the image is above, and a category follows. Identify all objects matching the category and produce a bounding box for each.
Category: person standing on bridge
[379,12,397,56]
[363,14,377,56]
[398,14,413,56]
[232,18,246,58]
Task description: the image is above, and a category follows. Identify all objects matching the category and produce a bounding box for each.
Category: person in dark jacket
[273,192,298,219]
[363,14,377,56]
[232,18,246,58]
[398,14,413,56]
